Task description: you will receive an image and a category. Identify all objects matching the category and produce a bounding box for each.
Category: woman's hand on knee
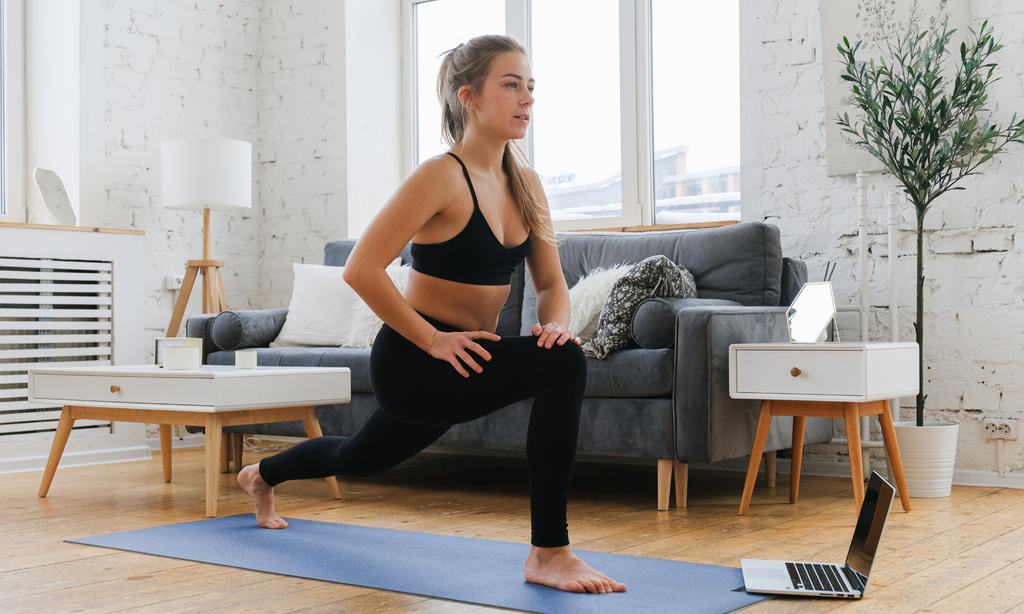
[532,322,581,349]
[428,331,501,377]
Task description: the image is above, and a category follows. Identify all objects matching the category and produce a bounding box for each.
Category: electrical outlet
[983,418,1018,440]
[165,274,184,290]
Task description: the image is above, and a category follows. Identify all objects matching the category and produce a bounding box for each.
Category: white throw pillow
[272,259,406,348]
[568,265,632,344]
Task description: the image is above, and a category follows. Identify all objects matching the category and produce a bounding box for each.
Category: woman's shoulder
[398,153,464,198]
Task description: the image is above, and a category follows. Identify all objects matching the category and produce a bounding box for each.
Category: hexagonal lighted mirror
[786,282,837,343]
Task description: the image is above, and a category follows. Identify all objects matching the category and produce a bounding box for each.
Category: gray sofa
[186,222,831,509]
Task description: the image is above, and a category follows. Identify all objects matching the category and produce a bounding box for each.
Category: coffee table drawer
[32,373,216,407]
[734,349,864,397]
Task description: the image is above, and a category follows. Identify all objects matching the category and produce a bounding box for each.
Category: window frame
[401,0,732,231]
[0,0,25,223]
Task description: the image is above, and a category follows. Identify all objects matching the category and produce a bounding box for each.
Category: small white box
[235,349,258,369]
[164,346,202,370]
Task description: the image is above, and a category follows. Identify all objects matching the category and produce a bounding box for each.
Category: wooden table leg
[657,459,673,511]
[220,432,231,473]
[765,450,777,488]
[879,400,912,512]
[160,424,172,483]
[231,433,244,473]
[740,400,773,515]
[845,403,866,513]
[674,461,688,508]
[39,406,76,497]
[301,407,342,500]
[790,416,806,504]
[205,414,223,517]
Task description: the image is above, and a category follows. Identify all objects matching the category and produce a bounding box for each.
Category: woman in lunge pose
[238,34,625,594]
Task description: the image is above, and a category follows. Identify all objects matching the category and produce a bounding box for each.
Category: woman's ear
[457,85,474,111]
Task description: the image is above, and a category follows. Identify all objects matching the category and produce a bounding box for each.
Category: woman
[238,34,625,594]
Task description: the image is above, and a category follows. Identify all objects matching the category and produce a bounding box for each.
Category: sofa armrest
[672,306,830,464]
[185,313,221,364]
[632,297,742,349]
[211,308,289,351]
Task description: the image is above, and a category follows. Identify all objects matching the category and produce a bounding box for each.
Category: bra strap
[446,152,480,211]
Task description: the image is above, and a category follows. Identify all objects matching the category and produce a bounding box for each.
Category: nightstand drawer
[32,373,216,407]
[734,349,865,396]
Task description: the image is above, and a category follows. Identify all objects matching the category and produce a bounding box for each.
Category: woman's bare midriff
[404,268,511,333]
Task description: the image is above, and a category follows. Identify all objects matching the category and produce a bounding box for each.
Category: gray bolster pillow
[631,297,743,349]
[211,308,290,351]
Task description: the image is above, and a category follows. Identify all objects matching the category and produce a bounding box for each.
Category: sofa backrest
[325,221,784,338]
[521,221,783,334]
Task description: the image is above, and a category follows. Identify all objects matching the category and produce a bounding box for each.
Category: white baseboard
[0,445,152,474]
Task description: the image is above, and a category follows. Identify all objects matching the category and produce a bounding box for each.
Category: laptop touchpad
[747,568,789,581]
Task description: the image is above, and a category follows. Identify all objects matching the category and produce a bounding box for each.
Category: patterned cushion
[582,255,697,359]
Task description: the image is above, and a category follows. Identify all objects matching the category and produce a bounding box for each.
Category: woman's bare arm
[523,170,576,348]
[343,156,500,376]
[343,156,458,351]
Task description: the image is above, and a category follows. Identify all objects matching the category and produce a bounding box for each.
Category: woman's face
[462,51,535,142]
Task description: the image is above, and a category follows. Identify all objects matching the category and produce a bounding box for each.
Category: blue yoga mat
[69,515,767,614]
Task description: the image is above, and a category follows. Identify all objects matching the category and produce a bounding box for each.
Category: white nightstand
[729,342,918,515]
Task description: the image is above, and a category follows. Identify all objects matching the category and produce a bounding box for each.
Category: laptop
[741,471,896,599]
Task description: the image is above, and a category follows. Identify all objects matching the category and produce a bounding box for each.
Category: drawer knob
[110,385,121,393]
[790,367,801,377]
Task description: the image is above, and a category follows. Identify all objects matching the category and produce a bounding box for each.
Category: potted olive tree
[836,18,1024,495]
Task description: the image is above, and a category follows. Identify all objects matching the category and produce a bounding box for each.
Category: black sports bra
[410,153,532,286]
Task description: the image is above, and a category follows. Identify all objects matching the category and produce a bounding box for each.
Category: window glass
[531,0,622,221]
[414,0,505,165]
[651,0,740,225]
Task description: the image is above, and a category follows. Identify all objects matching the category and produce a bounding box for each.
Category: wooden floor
[4,445,1024,614]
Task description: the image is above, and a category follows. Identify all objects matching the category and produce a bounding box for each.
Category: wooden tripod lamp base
[166,208,229,338]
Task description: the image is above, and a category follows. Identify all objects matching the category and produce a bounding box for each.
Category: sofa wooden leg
[674,461,688,508]
[765,450,777,488]
[657,459,673,511]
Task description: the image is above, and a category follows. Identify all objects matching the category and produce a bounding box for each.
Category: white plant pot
[891,422,959,498]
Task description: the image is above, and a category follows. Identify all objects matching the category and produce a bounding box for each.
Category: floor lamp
[162,138,252,337]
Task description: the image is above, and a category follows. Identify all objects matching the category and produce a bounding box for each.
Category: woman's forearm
[534,285,571,330]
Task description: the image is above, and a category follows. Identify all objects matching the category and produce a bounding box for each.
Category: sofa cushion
[207,347,374,393]
[631,297,742,349]
[584,348,673,397]
[522,222,784,334]
[212,308,289,351]
[582,256,696,359]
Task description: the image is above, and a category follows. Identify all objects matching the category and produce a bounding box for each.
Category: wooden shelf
[0,221,145,235]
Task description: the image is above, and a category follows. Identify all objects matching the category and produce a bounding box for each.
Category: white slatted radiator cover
[0,257,114,443]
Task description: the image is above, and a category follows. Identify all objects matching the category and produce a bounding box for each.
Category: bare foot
[524,545,627,594]
[237,464,289,529]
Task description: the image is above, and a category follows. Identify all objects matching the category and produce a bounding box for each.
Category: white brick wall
[81,0,261,363]
[747,0,1024,473]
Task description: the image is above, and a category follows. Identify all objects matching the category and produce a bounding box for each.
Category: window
[408,0,504,167]
[651,0,740,225]
[402,0,741,230]
[531,0,622,223]
[0,0,25,223]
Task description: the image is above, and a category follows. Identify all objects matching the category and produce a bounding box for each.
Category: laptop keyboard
[786,562,851,593]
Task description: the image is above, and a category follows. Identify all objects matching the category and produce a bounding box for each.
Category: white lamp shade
[161,138,252,211]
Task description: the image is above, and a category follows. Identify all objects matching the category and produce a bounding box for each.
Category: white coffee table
[28,365,351,517]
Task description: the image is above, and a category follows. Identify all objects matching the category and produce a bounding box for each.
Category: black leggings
[258,314,587,548]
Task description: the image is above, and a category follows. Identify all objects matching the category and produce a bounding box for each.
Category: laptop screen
[845,472,896,578]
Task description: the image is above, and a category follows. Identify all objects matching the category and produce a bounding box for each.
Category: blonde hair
[437,35,555,245]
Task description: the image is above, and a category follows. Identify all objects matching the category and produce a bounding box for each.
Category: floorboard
[3,444,1024,613]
